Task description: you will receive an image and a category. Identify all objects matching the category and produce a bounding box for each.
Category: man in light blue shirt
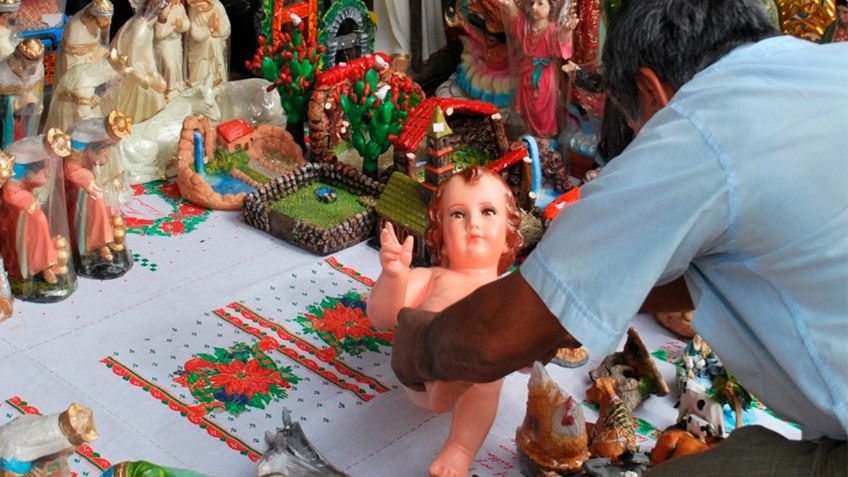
[390,0,847,473]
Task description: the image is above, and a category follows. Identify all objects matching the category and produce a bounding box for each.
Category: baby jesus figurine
[368,166,524,476]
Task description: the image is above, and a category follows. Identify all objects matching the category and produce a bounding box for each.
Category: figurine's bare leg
[429,379,503,477]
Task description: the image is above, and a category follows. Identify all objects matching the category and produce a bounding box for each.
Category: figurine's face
[95,15,111,29]
[438,173,509,271]
[530,0,551,22]
[838,5,848,25]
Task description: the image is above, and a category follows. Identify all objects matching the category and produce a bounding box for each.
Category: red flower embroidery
[311,303,374,341]
[123,217,154,228]
[315,347,337,363]
[160,221,186,234]
[158,182,182,199]
[131,184,145,196]
[178,203,207,217]
[209,359,288,398]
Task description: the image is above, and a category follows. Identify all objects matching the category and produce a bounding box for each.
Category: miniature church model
[419,105,454,204]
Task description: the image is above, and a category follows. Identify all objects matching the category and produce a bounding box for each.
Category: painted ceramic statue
[0,39,44,148]
[0,257,11,321]
[1,133,77,303]
[368,166,524,477]
[43,49,130,132]
[103,461,211,477]
[0,402,98,477]
[500,0,577,138]
[0,0,20,63]
[823,0,848,42]
[154,0,189,100]
[54,0,113,84]
[186,0,230,87]
[109,0,167,124]
[65,111,133,279]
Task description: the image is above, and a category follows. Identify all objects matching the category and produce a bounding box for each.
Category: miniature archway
[319,0,375,68]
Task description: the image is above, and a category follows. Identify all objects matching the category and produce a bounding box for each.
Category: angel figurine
[65,111,133,279]
[0,39,44,148]
[186,0,230,87]
[109,0,168,123]
[500,0,578,139]
[54,0,113,84]
[369,166,524,477]
[154,0,189,99]
[0,0,20,63]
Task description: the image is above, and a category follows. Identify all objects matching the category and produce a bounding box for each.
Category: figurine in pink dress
[368,166,524,477]
[501,0,577,138]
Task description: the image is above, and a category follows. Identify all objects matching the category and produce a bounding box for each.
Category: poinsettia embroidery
[172,342,299,417]
[295,292,393,356]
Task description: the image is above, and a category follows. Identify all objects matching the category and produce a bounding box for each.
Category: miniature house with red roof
[216,119,254,152]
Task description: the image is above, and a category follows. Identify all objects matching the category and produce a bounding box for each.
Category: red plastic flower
[312,303,373,341]
[210,359,287,398]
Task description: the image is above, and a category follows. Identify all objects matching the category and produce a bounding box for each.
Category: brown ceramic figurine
[516,361,590,476]
[587,377,636,461]
[588,327,669,412]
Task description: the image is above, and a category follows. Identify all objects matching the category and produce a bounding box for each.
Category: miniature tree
[246,14,324,129]
[710,371,753,430]
[339,67,421,179]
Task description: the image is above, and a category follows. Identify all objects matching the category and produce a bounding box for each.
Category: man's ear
[636,67,675,123]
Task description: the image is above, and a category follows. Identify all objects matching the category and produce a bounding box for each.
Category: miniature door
[0,38,45,148]
[65,112,133,279]
[0,131,77,303]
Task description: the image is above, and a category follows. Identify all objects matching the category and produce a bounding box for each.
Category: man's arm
[391,270,580,390]
[639,276,693,314]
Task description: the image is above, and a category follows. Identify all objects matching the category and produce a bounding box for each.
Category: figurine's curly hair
[426,166,524,275]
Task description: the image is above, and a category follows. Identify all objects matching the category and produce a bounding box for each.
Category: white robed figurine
[0,0,20,62]
[109,0,168,124]
[55,0,114,84]
[154,0,189,100]
[0,403,98,477]
[186,0,230,87]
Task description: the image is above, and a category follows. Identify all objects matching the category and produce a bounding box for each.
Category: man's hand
[391,307,438,391]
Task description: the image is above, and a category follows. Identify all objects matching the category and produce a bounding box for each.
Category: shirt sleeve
[520,106,733,355]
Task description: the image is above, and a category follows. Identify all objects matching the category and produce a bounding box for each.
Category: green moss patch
[271,182,366,229]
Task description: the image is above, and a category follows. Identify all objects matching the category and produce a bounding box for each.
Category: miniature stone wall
[243,162,384,255]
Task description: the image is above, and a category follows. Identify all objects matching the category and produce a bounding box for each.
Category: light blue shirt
[521,36,848,440]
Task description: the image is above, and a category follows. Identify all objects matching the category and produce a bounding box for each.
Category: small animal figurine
[0,402,98,477]
[256,408,348,477]
[587,377,636,462]
[650,429,710,466]
[515,361,590,476]
[588,327,669,412]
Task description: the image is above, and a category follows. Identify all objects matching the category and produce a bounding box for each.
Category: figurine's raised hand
[380,222,413,277]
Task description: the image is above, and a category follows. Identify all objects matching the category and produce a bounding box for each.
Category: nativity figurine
[499,0,578,139]
[368,166,524,477]
[0,402,98,477]
[1,135,76,303]
[154,0,189,100]
[0,38,44,148]
[65,111,133,279]
[186,0,230,87]
[0,0,20,62]
[110,0,167,124]
[55,0,113,84]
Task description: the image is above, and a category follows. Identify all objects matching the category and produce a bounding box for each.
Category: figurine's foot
[98,246,113,261]
[43,269,57,284]
[109,242,124,253]
[429,441,475,477]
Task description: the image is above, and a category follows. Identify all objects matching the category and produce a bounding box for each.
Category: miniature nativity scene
[0,0,837,475]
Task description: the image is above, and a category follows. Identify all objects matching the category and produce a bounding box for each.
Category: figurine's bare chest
[417,271,495,313]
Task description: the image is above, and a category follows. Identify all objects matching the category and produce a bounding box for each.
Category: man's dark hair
[602,0,779,121]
